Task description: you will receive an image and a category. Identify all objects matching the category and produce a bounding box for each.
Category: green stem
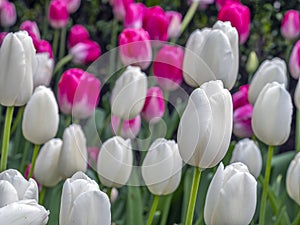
[19,141,30,173]
[116,118,123,136]
[39,186,47,205]
[42,0,49,39]
[159,194,173,225]
[53,54,73,76]
[180,1,199,35]
[106,187,112,199]
[259,145,274,225]
[296,109,300,152]
[0,106,14,172]
[11,106,24,135]
[59,26,67,61]
[108,18,119,76]
[185,167,202,225]
[146,195,160,225]
[52,29,60,58]
[28,144,40,179]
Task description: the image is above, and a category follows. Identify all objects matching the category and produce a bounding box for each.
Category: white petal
[0,180,19,207]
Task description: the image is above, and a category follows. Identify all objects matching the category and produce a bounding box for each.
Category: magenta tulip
[0,32,7,46]
[35,39,54,59]
[111,114,141,139]
[218,2,250,44]
[124,3,145,29]
[216,0,240,9]
[67,24,90,48]
[20,20,41,41]
[58,68,101,119]
[0,1,16,27]
[289,40,300,79]
[153,45,184,91]
[109,0,133,21]
[48,0,69,29]
[166,11,182,39]
[119,28,152,69]
[233,103,253,138]
[281,10,300,40]
[69,39,101,64]
[61,0,81,13]
[232,84,250,110]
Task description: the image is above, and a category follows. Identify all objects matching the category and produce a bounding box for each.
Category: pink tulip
[233,103,253,138]
[69,39,101,64]
[124,3,145,29]
[109,0,133,21]
[20,20,41,41]
[153,45,184,91]
[232,84,250,110]
[142,6,169,42]
[0,1,16,27]
[111,114,141,139]
[119,28,152,69]
[58,68,101,119]
[215,0,240,9]
[281,10,300,40]
[165,11,182,39]
[61,0,81,13]
[141,87,165,123]
[67,24,90,48]
[289,40,300,79]
[35,39,54,59]
[218,2,250,44]
[87,147,99,168]
[0,32,7,46]
[48,0,69,29]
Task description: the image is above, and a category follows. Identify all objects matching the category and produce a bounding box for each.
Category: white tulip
[286,152,300,205]
[183,21,238,90]
[34,138,63,187]
[22,86,59,145]
[33,53,54,88]
[0,199,49,225]
[0,31,35,106]
[252,82,293,146]
[97,136,133,187]
[204,162,257,225]
[230,138,262,178]
[177,80,233,168]
[60,171,111,225]
[294,77,300,109]
[0,169,38,207]
[142,138,182,195]
[110,66,147,119]
[248,57,287,104]
[58,124,87,178]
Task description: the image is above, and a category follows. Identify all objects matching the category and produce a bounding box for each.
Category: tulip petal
[59,179,73,225]
[286,153,300,205]
[0,180,19,207]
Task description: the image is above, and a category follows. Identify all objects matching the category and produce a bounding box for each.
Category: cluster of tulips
[1,0,300,225]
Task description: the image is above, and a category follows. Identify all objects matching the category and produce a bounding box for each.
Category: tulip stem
[53,54,73,75]
[39,186,47,205]
[59,26,67,61]
[42,0,49,39]
[28,144,40,179]
[180,1,199,35]
[116,118,123,136]
[108,18,119,76]
[296,109,300,152]
[0,106,14,172]
[52,29,60,58]
[259,145,274,225]
[185,167,202,225]
[11,106,24,135]
[146,195,160,225]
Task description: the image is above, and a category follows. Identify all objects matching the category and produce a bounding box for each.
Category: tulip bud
[34,139,62,187]
[230,138,262,178]
[153,45,184,91]
[246,51,259,74]
[218,2,250,44]
[281,10,300,40]
[97,136,133,187]
[232,84,249,110]
[0,200,49,225]
[60,171,111,225]
[289,40,300,79]
[20,20,41,41]
[204,162,257,225]
[183,21,238,90]
[58,124,87,178]
[22,86,59,145]
[124,3,145,29]
[141,87,165,122]
[166,11,182,39]
[69,39,101,64]
[35,39,54,59]
[33,53,54,88]
[0,169,38,206]
[178,80,233,168]
[286,152,300,205]
[142,138,182,195]
[109,0,133,21]
[48,0,69,29]
[233,104,253,138]
[111,66,147,120]
[142,6,169,42]
[215,0,240,10]
[58,68,101,119]
[111,114,141,139]
[252,82,293,146]
[0,31,35,107]
[67,24,90,48]
[119,28,152,70]
[248,57,287,104]
[61,0,81,13]
[0,1,16,27]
